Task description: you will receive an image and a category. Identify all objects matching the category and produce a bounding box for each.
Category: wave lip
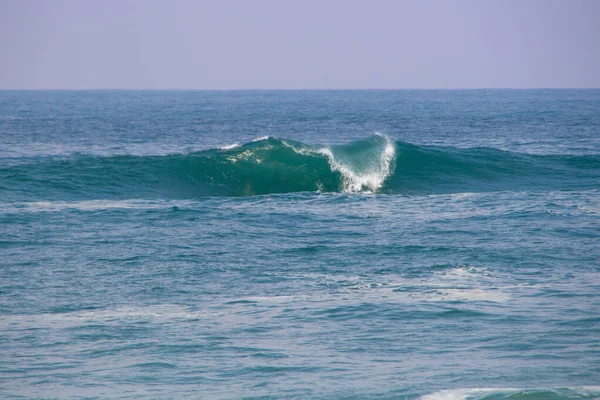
[318,134,396,193]
[1,135,598,201]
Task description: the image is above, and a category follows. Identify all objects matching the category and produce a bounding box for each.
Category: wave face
[1,135,599,200]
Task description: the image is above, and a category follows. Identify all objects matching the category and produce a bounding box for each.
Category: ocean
[1,90,599,399]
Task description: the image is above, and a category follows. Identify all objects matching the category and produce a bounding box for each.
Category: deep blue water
[1,90,599,399]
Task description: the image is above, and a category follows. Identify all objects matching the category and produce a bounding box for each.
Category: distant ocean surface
[1,90,599,399]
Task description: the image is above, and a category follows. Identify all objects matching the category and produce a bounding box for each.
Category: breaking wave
[1,135,599,200]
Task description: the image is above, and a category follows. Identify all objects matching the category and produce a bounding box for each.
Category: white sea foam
[279,134,396,193]
[431,288,510,302]
[421,388,518,400]
[319,135,396,193]
[227,266,510,307]
[1,199,195,213]
[0,305,207,330]
[218,143,241,150]
[421,387,600,400]
[67,305,206,321]
[224,147,274,163]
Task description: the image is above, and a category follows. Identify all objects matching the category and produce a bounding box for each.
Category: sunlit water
[1,90,599,399]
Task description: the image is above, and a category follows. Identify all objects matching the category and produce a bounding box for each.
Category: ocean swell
[1,135,598,201]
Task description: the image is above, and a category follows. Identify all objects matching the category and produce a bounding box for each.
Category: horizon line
[1,87,599,91]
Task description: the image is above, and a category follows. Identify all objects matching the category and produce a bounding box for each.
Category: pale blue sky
[0,0,598,89]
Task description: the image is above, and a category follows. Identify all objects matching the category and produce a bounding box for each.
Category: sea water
[1,90,599,399]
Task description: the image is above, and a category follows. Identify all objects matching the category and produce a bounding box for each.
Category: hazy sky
[0,0,598,89]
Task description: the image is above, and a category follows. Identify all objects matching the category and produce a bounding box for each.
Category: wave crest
[1,135,598,200]
[318,134,396,192]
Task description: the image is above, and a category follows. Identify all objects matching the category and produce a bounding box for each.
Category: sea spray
[318,134,396,192]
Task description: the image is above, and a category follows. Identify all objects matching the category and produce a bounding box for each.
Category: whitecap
[318,135,396,193]
[218,143,241,150]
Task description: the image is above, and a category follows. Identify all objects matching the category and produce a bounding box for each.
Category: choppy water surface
[1,90,599,399]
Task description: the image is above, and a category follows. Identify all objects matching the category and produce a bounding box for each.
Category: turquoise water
[1,90,599,399]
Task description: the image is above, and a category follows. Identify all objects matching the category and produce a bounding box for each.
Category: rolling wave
[1,135,598,200]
